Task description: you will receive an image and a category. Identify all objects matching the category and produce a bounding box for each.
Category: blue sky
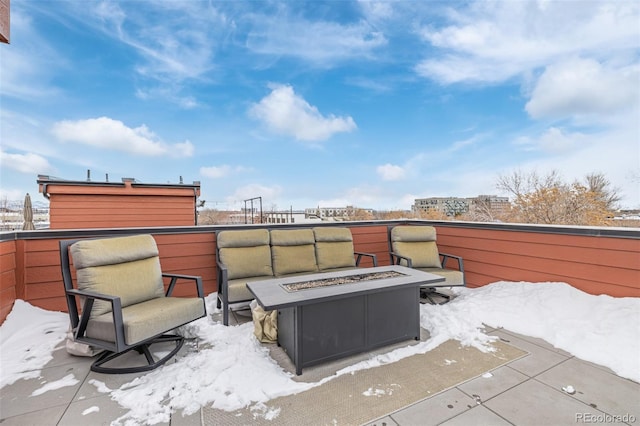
[1,1,639,211]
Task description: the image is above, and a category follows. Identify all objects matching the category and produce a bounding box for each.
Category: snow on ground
[1,282,638,425]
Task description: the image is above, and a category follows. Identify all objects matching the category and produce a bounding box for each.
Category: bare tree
[585,172,621,210]
[497,170,618,226]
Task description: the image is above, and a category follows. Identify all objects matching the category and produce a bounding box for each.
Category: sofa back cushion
[390,226,442,268]
[70,235,165,318]
[217,229,273,280]
[270,229,318,276]
[313,227,356,270]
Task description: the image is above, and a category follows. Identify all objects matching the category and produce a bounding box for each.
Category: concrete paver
[1,312,638,426]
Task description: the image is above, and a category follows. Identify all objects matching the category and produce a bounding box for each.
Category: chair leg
[420,288,451,305]
[90,334,184,374]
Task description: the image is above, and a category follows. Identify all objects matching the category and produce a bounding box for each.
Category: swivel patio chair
[60,234,206,374]
[388,225,465,304]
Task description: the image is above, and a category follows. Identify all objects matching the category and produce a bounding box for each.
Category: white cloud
[200,165,249,179]
[51,117,194,158]
[525,58,639,119]
[376,164,406,181]
[0,151,53,174]
[509,120,640,208]
[245,14,386,66]
[91,2,224,83]
[249,85,357,142]
[416,1,639,84]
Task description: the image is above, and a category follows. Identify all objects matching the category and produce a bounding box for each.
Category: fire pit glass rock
[280,271,406,292]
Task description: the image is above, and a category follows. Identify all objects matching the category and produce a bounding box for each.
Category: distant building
[38,174,201,229]
[469,195,511,217]
[413,195,509,217]
[412,197,470,216]
[304,206,375,221]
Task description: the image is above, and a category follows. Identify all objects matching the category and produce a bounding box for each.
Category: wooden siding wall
[0,239,17,321]
[49,194,196,229]
[1,221,638,324]
[434,225,640,298]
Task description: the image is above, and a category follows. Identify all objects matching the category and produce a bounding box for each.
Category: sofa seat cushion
[416,267,464,286]
[71,235,165,318]
[227,275,274,303]
[86,296,206,345]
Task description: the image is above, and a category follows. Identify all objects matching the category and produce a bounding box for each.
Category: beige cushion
[416,267,465,287]
[71,235,165,318]
[391,226,442,268]
[86,297,205,345]
[270,229,318,276]
[313,227,356,271]
[227,275,274,303]
[219,246,273,280]
[70,234,160,269]
[217,229,270,248]
[217,229,273,279]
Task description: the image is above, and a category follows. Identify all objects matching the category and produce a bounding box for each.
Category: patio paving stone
[439,405,513,426]
[0,362,86,419]
[364,415,399,426]
[489,330,569,377]
[0,403,68,426]
[535,357,640,420]
[388,388,478,426]
[483,379,605,426]
[59,393,139,426]
[457,364,529,402]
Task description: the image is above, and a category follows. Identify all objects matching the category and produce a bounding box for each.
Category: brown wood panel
[436,225,640,251]
[1,239,17,324]
[451,246,639,288]
[0,239,16,256]
[438,234,637,270]
[24,281,64,301]
[27,298,68,313]
[0,269,16,290]
[465,268,640,298]
[0,251,16,272]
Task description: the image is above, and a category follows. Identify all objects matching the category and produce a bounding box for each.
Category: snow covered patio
[1,282,638,426]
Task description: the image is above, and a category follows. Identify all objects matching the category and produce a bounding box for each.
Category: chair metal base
[91,334,184,374]
[420,287,451,305]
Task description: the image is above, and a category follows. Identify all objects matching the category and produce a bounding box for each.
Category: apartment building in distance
[413,195,510,218]
[304,206,375,221]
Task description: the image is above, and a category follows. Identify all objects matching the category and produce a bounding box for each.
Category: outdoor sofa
[215,227,378,325]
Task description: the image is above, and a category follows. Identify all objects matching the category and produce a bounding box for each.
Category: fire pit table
[247,265,445,375]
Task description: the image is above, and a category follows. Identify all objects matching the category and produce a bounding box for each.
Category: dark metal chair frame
[60,238,206,374]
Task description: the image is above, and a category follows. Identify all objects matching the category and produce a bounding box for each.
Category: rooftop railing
[1,220,638,324]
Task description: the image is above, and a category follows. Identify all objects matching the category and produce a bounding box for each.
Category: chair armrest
[66,287,119,302]
[65,288,124,348]
[440,253,464,272]
[163,273,204,297]
[389,252,413,268]
[354,251,378,267]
